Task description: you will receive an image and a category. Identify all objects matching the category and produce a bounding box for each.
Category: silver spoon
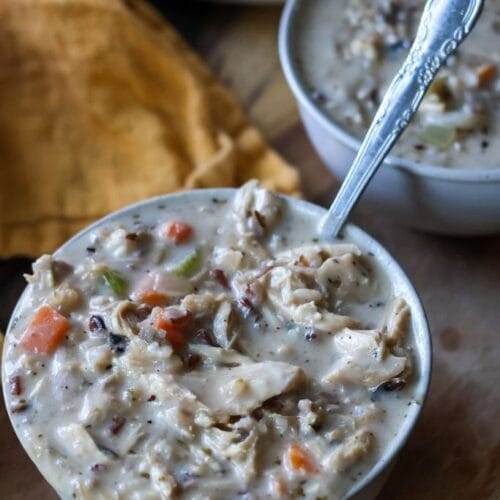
[320,0,484,239]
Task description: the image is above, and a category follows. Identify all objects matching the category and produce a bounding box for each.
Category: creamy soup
[296,0,500,168]
[3,182,418,499]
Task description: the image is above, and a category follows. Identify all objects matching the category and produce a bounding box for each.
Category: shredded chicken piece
[316,253,371,301]
[297,399,322,436]
[212,301,239,349]
[383,298,410,346]
[202,422,260,483]
[322,329,407,388]
[56,424,110,466]
[145,373,208,415]
[266,266,357,333]
[79,375,121,426]
[277,244,372,301]
[111,300,142,338]
[180,361,303,415]
[277,244,361,265]
[181,292,226,317]
[119,337,178,373]
[212,246,244,274]
[24,254,55,291]
[102,227,138,258]
[232,244,373,335]
[46,284,80,313]
[232,180,280,237]
[189,344,253,367]
[324,430,373,471]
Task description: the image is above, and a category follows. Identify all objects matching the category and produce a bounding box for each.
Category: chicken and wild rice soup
[297,0,500,168]
[4,182,418,499]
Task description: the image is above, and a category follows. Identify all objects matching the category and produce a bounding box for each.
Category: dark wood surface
[1,2,499,498]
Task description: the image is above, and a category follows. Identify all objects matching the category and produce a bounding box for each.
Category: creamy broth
[3,183,418,499]
[296,0,500,168]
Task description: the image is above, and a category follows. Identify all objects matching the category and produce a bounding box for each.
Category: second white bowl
[279,0,500,236]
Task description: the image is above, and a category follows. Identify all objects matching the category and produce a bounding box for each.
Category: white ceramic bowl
[2,188,431,499]
[279,0,500,236]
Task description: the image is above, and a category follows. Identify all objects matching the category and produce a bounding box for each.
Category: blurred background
[0,1,499,498]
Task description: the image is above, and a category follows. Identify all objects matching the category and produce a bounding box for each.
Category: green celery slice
[172,249,202,278]
[101,269,127,296]
[418,125,456,151]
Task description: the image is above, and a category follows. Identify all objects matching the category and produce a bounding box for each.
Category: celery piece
[418,125,456,151]
[172,249,202,278]
[101,269,127,296]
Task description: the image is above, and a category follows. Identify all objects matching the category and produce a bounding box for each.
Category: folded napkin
[0,0,300,257]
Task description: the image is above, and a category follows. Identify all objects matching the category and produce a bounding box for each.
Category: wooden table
[1,2,499,498]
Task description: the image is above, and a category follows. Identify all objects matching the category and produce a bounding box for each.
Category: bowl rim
[2,188,432,499]
[278,0,500,184]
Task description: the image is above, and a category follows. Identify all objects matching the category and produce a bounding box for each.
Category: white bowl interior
[3,189,432,499]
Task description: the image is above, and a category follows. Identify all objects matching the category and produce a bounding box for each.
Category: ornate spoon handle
[320,0,484,239]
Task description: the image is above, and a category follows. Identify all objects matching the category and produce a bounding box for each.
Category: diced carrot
[476,64,496,87]
[153,306,192,350]
[163,222,193,244]
[153,308,190,351]
[164,327,186,351]
[286,443,317,474]
[20,305,70,354]
[154,315,186,350]
[153,314,171,332]
[137,290,169,307]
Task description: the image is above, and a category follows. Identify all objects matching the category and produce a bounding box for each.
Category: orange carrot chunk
[163,327,186,351]
[287,443,318,474]
[163,222,193,244]
[477,64,496,87]
[138,290,169,307]
[20,306,70,354]
[153,317,186,350]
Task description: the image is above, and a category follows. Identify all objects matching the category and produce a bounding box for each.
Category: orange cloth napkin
[0,0,300,257]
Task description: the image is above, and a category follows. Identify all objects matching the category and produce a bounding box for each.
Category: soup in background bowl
[298,0,500,169]
[279,0,500,235]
